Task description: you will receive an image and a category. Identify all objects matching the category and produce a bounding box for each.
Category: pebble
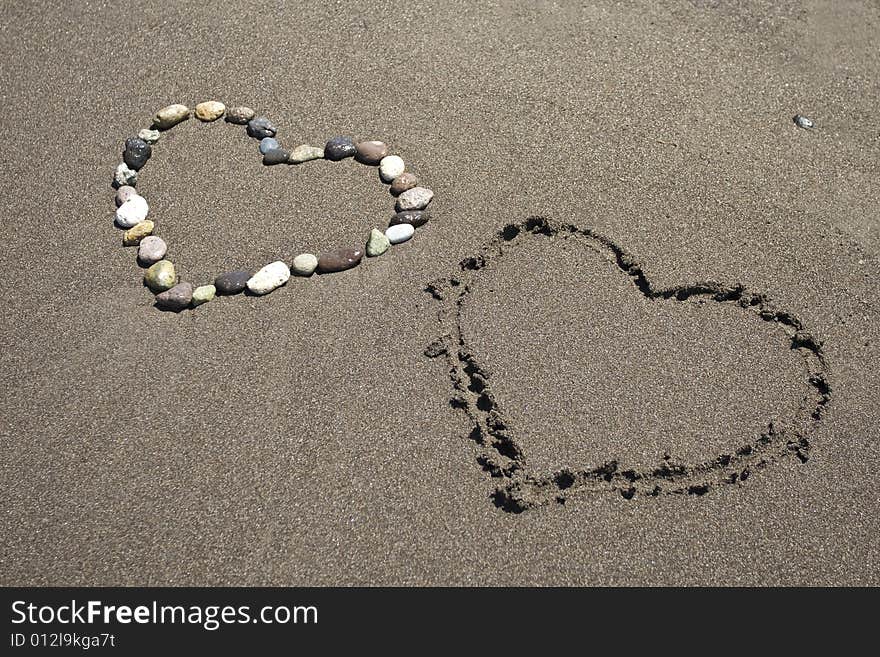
[396,186,434,211]
[317,248,364,273]
[379,155,405,182]
[122,220,154,246]
[152,104,190,130]
[155,282,193,311]
[366,228,390,257]
[194,100,226,121]
[191,284,216,306]
[385,223,415,245]
[263,148,289,165]
[247,117,276,139]
[389,171,419,195]
[114,163,138,187]
[225,106,255,124]
[324,136,357,161]
[291,253,318,276]
[389,210,430,228]
[259,137,280,154]
[115,195,149,228]
[355,140,388,165]
[214,270,251,295]
[794,114,814,129]
[123,137,152,170]
[144,260,176,292]
[138,128,160,144]
[115,185,138,207]
[246,261,290,295]
[137,235,167,265]
[288,145,324,164]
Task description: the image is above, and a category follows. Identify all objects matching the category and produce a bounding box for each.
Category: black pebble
[123,137,151,170]
[262,148,290,165]
[324,136,357,161]
[214,270,251,295]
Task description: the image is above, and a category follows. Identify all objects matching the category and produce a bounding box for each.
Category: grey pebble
[247,117,277,139]
[138,235,167,266]
[390,210,430,228]
[155,282,193,312]
[113,163,138,188]
[259,137,280,154]
[263,148,289,165]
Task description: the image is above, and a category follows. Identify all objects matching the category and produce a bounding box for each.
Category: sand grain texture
[1,0,878,585]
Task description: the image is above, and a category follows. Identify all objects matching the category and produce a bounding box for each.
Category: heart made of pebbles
[112,101,434,311]
[425,216,832,513]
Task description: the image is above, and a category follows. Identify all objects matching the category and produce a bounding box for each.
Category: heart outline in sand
[424,216,831,512]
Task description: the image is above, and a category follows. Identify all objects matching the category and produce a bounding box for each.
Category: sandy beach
[1,0,878,585]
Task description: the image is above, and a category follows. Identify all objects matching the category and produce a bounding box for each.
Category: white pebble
[396,186,433,211]
[291,253,318,276]
[246,261,291,295]
[115,195,149,228]
[385,223,415,245]
[379,155,405,182]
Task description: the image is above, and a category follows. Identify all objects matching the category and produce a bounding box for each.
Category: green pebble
[144,260,176,292]
[365,228,390,257]
[191,284,216,306]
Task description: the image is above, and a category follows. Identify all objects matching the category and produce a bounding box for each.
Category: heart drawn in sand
[425,217,831,513]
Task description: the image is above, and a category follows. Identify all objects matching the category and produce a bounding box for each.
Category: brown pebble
[225,106,256,125]
[317,248,364,274]
[355,140,388,165]
[390,210,430,228]
[155,282,193,311]
[390,172,419,196]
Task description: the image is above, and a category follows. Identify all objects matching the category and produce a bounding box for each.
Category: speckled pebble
[123,137,151,170]
[389,172,419,196]
[115,185,138,207]
[259,137,280,154]
[324,136,357,161]
[115,195,149,228]
[144,260,176,292]
[194,100,226,121]
[191,284,216,306]
[379,155,405,182]
[385,223,415,245]
[355,140,388,165]
[114,163,138,188]
[396,186,434,211]
[155,282,193,311]
[247,116,277,139]
[288,145,324,164]
[225,106,255,124]
[366,228,390,257]
[152,104,190,130]
[246,261,290,295]
[138,128,160,144]
[122,220,154,246]
[291,253,318,276]
[390,210,430,228]
[214,270,252,295]
[137,235,167,265]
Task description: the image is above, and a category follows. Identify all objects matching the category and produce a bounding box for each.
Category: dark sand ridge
[1,1,878,584]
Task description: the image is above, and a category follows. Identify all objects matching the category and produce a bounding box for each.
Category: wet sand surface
[1,1,878,584]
